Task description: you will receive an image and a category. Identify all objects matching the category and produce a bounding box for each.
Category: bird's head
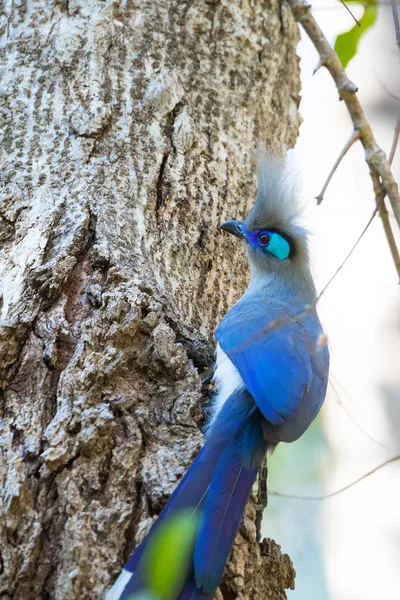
[221,157,310,284]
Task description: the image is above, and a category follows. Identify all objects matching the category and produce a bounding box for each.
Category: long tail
[106,390,267,600]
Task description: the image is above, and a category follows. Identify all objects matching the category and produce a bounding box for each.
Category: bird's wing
[216,307,313,425]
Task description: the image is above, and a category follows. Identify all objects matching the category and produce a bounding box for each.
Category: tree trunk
[0,1,300,598]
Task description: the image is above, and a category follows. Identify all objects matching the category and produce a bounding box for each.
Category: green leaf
[141,510,199,600]
[334,2,377,68]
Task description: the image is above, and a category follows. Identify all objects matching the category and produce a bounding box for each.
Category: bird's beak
[220,220,245,240]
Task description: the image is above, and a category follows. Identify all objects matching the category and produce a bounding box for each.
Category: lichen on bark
[0,1,300,598]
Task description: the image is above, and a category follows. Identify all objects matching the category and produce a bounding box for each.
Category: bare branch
[340,0,361,26]
[372,0,400,279]
[288,0,400,230]
[389,0,400,164]
[314,1,400,10]
[370,169,400,281]
[373,73,400,103]
[391,0,400,49]
[329,377,387,449]
[378,202,400,280]
[269,454,400,501]
[388,106,400,165]
[317,207,378,297]
[316,130,360,204]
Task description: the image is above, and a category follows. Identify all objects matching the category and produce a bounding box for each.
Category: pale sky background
[263,3,400,600]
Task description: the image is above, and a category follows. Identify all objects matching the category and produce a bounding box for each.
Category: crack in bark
[155,152,169,214]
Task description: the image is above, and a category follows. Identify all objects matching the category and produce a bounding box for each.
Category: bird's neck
[247,261,316,304]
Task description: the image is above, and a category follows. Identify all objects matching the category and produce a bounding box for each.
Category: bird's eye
[258,233,271,246]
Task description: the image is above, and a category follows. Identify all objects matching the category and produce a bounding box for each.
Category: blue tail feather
[124,444,218,577]
[194,417,267,593]
[177,578,213,600]
[119,442,223,599]
[113,390,265,600]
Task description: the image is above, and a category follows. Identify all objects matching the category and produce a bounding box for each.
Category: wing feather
[216,308,312,425]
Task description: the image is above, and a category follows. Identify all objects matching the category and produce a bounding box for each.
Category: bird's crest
[245,156,308,259]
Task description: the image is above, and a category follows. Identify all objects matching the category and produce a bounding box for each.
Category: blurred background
[264,2,400,599]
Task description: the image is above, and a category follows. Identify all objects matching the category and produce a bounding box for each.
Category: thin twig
[375,0,400,279]
[329,378,387,449]
[314,1,400,9]
[388,0,400,167]
[388,106,400,165]
[378,202,400,279]
[391,0,400,49]
[288,0,400,230]
[370,169,400,280]
[368,2,400,280]
[316,130,360,204]
[373,73,400,103]
[269,454,400,501]
[318,208,378,298]
[340,0,361,26]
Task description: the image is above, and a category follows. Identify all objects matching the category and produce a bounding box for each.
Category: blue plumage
[177,579,213,600]
[106,159,329,600]
[194,406,267,593]
[123,444,221,577]
[117,391,260,600]
[216,304,313,425]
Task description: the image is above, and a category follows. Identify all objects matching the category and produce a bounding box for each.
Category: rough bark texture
[0,1,300,598]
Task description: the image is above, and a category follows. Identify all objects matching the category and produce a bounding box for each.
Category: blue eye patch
[247,230,291,260]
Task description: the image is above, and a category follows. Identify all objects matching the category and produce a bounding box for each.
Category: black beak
[220,220,245,240]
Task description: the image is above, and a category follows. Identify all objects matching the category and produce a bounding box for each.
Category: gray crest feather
[245,156,309,261]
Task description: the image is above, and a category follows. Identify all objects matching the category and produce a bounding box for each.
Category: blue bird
[106,158,329,600]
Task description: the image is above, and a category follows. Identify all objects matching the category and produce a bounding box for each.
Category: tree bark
[0,1,300,598]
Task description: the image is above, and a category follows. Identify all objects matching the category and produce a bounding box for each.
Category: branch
[389,0,400,164]
[391,0,400,50]
[314,1,400,9]
[340,0,361,27]
[269,454,400,501]
[388,105,400,165]
[288,0,400,231]
[370,168,400,281]
[378,201,400,280]
[315,130,360,204]
[329,377,387,449]
[374,2,400,279]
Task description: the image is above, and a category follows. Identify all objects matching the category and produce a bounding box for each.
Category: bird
[106,157,329,600]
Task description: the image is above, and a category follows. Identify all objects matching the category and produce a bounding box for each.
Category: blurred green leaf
[334,1,377,68]
[142,510,199,600]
